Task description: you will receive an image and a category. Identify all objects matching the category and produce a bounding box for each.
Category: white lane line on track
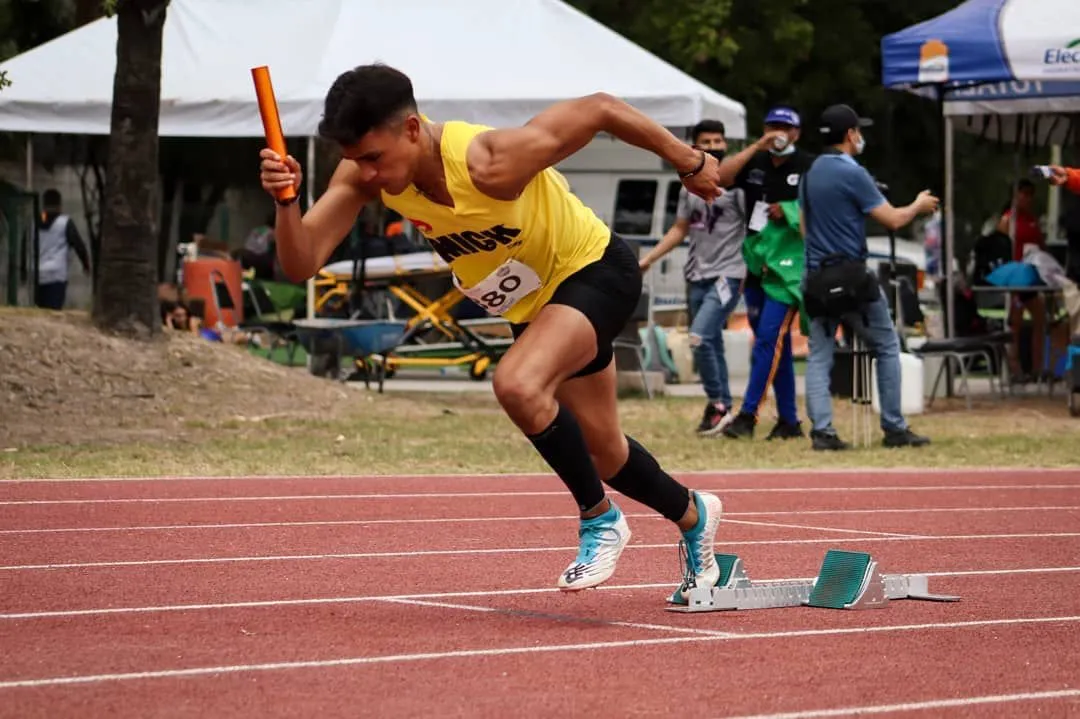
[2,467,1077,483]
[2,614,1079,690]
[2,484,1079,506]
[5,532,1080,572]
[3,505,1077,535]
[721,519,921,538]
[721,689,1080,718]
[5,565,1080,621]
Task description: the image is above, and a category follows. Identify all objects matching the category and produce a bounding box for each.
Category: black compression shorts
[510,234,642,379]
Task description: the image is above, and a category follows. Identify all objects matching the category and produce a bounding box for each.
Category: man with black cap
[800,104,939,450]
[715,106,813,441]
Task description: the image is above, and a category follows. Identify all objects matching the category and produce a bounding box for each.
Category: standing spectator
[800,104,938,450]
[1048,165,1080,283]
[639,120,746,435]
[715,106,813,440]
[36,189,90,310]
[239,212,278,280]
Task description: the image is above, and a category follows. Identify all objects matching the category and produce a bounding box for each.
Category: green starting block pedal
[665,552,750,608]
[666,549,960,613]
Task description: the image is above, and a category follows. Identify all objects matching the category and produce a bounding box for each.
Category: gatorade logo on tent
[917,39,949,83]
[1043,38,1080,71]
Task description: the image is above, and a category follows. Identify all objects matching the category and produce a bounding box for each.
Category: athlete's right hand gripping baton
[252,65,297,204]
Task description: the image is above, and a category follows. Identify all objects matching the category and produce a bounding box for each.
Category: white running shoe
[671,491,724,603]
[557,501,631,591]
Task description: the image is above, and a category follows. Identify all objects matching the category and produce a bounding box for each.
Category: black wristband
[678,150,706,179]
[275,193,299,207]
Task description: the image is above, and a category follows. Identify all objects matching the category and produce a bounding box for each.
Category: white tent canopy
[0,0,746,138]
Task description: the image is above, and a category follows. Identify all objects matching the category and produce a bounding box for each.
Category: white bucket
[871,352,925,416]
[905,337,944,398]
[723,328,753,377]
[665,328,697,384]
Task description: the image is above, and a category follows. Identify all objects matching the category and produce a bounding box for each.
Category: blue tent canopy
[880,0,1080,342]
[882,0,1012,90]
[881,0,1080,93]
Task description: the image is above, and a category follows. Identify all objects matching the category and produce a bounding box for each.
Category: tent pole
[305,135,316,320]
[1048,143,1062,242]
[944,113,956,344]
[25,134,33,192]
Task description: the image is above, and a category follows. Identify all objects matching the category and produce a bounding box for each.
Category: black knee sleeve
[605,436,691,522]
[526,404,605,512]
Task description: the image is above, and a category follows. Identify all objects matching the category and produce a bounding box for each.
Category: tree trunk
[92,0,169,337]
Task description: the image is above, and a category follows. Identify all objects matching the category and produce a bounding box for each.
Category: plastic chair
[612,292,654,399]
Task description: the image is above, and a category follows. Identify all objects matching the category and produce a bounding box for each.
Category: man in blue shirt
[800,105,939,450]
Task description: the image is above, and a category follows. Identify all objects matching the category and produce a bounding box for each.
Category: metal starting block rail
[666,550,960,613]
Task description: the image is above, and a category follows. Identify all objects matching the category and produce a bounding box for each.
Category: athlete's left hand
[681,150,722,203]
[767,203,785,221]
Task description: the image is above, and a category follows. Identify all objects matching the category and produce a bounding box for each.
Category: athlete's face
[339,115,423,195]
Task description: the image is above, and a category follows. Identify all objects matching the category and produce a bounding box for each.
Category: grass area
[3,392,1078,479]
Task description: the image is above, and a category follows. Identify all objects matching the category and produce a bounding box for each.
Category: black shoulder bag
[801,158,881,319]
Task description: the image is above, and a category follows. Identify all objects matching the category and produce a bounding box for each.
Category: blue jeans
[35,281,67,310]
[741,285,799,425]
[687,277,742,407]
[805,290,907,434]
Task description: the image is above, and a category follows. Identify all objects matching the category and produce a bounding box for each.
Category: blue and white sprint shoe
[668,491,724,604]
[557,501,632,591]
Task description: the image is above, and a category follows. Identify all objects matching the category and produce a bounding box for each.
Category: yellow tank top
[379,120,611,324]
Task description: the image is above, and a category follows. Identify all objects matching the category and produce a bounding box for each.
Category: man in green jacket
[717,106,813,440]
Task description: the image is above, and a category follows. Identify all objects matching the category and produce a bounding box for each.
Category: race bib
[748,201,769,232]
[454,259,542,316]
[715,278,733,305]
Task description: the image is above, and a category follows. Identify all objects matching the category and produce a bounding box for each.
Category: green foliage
[0,0,77,62]
[568,0,1078,248]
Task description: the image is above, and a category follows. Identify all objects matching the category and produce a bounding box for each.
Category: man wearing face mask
[801,104,938,450]
[714,106,814,441]
[640,120,746,435]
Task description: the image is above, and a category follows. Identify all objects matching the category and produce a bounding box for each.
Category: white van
[556,136,691,310]
[557,135,683,240]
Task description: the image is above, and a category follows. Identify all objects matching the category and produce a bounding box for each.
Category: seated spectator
[161,299,262,347]
[995,180,1047,382]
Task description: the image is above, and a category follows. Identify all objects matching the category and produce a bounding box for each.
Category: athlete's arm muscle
[274,160,374,282]
[466,93,704,201]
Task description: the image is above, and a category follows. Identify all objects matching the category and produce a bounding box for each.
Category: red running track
[1,469,1079,718]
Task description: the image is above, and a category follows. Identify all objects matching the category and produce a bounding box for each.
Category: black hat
[818,104,873,145]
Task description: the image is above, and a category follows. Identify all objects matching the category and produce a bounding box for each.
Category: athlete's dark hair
[318,64,418,146]
[689,120,726,144]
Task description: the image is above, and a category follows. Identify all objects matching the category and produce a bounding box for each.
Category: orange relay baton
[252,65,297,204]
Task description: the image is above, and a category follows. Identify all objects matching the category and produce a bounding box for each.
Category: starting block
[666,549,960,613]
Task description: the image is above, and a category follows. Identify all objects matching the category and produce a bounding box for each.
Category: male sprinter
[259,64,752,601]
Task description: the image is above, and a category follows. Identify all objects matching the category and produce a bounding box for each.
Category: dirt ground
[3,306,1078,477]
[0,308,366,447]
